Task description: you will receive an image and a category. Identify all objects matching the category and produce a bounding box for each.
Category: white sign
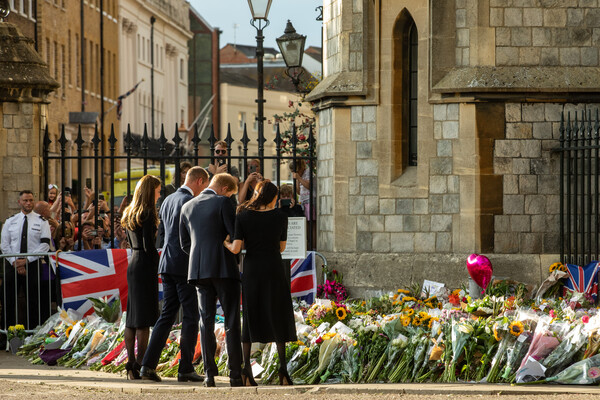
[281,217,307,260]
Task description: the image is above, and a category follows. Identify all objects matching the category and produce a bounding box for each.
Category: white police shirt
[0,211,51,265]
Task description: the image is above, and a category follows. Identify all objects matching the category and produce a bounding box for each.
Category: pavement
[0,351,599,396]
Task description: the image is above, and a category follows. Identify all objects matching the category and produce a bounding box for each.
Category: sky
[189,0,323,51]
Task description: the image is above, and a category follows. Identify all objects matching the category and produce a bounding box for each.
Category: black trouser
[142,274,199,374]
[196,278,242,379]
[1,259,42,330]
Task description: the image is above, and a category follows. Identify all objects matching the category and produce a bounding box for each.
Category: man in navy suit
[140,167,209,383]
[179,173,242,387]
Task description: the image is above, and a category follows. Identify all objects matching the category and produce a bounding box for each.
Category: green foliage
[87,297,121,323]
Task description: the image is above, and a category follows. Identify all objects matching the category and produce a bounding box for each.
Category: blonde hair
[210,173,238,194]
[121,175,161,231]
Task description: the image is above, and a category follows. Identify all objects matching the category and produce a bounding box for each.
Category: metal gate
[42,122,317,250]
[557,110,600,265]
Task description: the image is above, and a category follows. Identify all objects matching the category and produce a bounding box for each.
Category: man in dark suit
[179,173,243,387]
[139,167,209,383]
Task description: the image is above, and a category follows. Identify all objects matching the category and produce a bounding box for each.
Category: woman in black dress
[120,175,161,380]
[224,180,297,386]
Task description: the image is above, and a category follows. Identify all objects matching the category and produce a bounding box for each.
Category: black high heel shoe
[278,367,293,386]
[241,367,258,386]
[125,361,141,380]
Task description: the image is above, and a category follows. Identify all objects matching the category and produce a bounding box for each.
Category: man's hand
[13,258,26,275]
[216,163,227,174]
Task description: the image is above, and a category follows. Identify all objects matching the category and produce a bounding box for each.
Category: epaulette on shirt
[40,215,47,221]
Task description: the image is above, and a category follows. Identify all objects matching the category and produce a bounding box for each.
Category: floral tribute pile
[14,262,600,385]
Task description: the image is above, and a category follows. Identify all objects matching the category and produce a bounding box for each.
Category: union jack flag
[563,261,600,301]
[50,249,130,318]
[50,249,163,318]
[116,80,143,120]
[290,251,317,303]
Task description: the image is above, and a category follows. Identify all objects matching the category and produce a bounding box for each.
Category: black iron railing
[558,110,600,265]
[43,122,317,251]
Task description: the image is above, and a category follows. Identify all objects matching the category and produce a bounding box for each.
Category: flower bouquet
[7,324,27,353]
[440,319,473,382]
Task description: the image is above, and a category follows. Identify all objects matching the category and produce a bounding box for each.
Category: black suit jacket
[158,187,194,277]
[180,189,239,283]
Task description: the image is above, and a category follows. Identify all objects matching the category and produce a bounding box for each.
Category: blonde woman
[120,175,161,380]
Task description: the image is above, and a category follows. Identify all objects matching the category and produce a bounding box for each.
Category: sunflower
[65,325,73,338]
[401,316,411,327]
[412,317,422,326]
[509,321,524,337]
[397,289,410,294]
[558,264,568,272]
[493,323,502,341]
[336,307,347,320]
[425,302,434,308]
[549,262,565,273]
[403,308,415,316]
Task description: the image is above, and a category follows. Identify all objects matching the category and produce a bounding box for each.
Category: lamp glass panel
[280,39,302,67]
[248,0,272,19]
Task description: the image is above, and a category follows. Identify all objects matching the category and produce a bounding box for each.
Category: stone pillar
[0,22,59,220]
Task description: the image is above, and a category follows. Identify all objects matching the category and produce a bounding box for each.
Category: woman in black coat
[224,180,297,386]
[120,175,161,380]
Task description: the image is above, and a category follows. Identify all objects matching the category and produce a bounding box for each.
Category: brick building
[307,0,600,295]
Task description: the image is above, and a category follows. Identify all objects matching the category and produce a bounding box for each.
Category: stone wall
[308,0,600,294]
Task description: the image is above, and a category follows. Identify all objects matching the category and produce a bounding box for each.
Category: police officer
[0,190,51,329]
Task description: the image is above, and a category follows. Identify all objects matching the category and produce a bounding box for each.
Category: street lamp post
[277,20,308,93]
[247,0,272,162]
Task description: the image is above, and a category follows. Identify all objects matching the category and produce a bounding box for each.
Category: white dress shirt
[0,211,51,265]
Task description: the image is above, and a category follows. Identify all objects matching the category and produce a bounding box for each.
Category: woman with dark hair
[120,175,161,380]
[224,180,296,386]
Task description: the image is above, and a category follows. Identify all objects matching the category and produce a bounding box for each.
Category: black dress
[125,216,160,328]
[234,209,297,343]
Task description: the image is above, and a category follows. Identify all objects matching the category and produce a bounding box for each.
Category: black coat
[158,187,194,277]
[179,189,239,283]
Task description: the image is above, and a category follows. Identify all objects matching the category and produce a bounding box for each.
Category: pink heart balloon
[466,254,493,290]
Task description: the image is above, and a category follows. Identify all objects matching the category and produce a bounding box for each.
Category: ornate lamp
[277,21,308,93]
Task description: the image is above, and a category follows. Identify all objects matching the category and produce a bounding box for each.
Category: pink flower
[582,315,590,324]
[549,309,556,318]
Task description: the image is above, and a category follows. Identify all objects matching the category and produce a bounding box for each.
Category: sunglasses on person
[215,149,227,155]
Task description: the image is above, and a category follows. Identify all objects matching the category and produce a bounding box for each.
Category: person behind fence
[0,190,51,330]
[237,159,262,204]
[120,175,162,380]
[179,173,243,388]
[277,183,304,218]
[46,184,58,206]
[207,141,239,179]
[224,180,296,386]
[140,167,209,383]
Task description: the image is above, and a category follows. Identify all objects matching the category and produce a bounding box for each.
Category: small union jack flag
[290,251,317,303]
[116,80,143,120]
[563,261,600,301]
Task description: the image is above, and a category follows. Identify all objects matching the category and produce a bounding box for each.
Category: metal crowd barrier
[0,252,60,335]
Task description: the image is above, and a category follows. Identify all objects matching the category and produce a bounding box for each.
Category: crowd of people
[0,141,315,387]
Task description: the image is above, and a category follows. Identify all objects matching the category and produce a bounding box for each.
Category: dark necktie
[20,215,28,253]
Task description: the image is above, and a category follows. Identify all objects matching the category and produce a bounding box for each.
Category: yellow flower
[336,307,347,320]
[425,302,434,309]
[509,321,524,337]
[413,317,422,326]
[65,325,73,338]
[361,301,366,306]
[493,323,502,341]
[393,294,398,300]
[401,317,410,327]
[14,324,25,331]
[403,308,415,316]
[418,311,429,318]
[549,262,565,273]
[397,289,410,294]
[452,289,461,296]
[8,326,15,332]
[424,296,437,303]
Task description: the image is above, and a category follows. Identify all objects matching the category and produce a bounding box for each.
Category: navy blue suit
[179,189,242,379]
[141,187,199,374]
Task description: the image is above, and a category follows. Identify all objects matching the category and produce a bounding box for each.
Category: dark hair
[237,180,278,213]
[19,190,33,197]
[180,161,192,170]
